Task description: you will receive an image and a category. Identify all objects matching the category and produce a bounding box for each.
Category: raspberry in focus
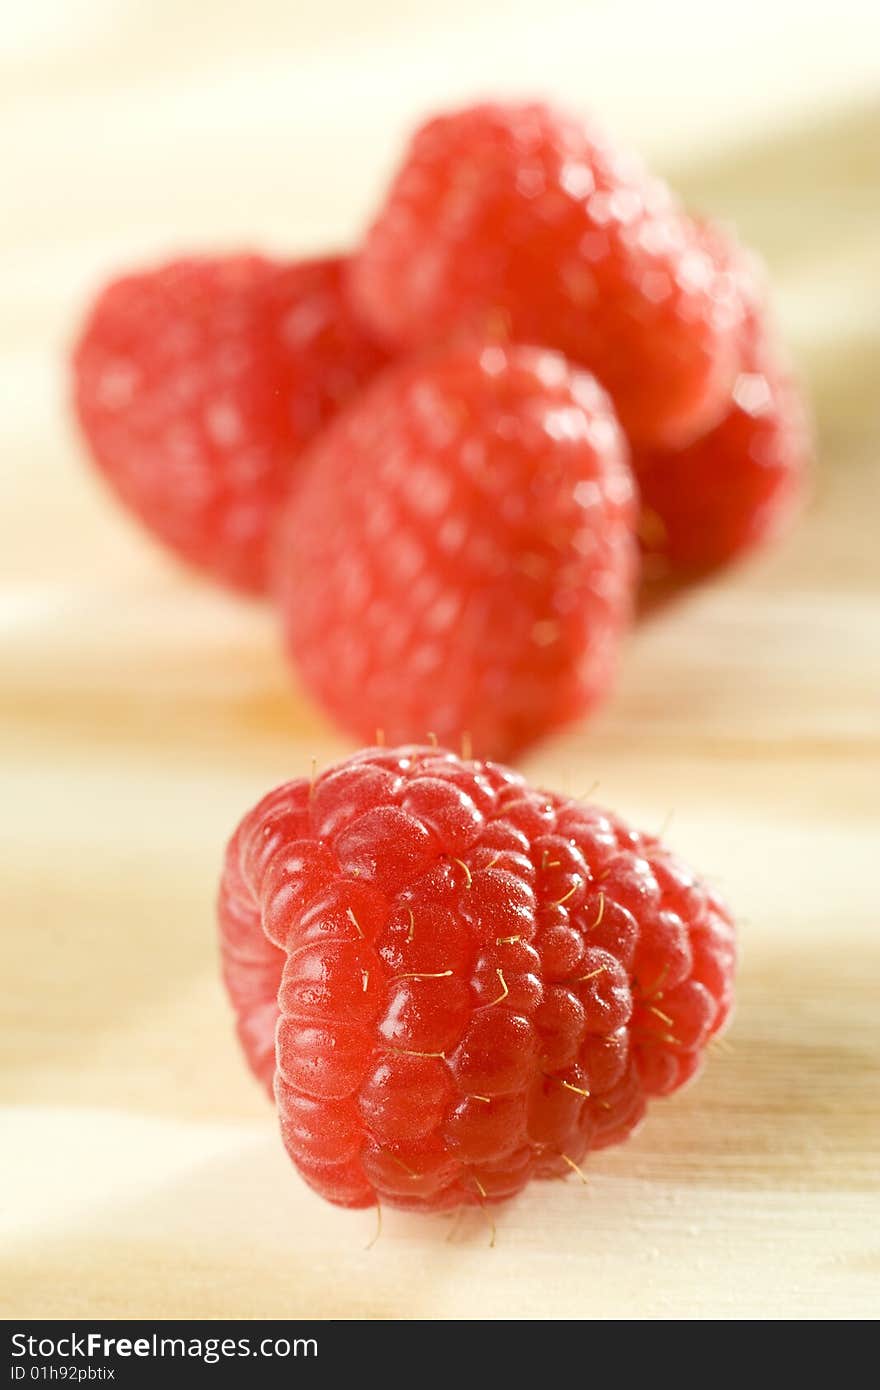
[219,745,737,1212]
[634,227,811,576]
[348,102,743,449]
[72,254,389,593]
[274,343,638,761]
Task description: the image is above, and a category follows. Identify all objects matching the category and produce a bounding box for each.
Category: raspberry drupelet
[219,746,736,1212]
[72,254,389,594]
[274,343,637,762]
[348,101,743,450]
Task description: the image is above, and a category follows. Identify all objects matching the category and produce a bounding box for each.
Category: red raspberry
[348,102,742,449]
[218,746,736,1212]
[72,255,389,594]
[274,343,637,761]
[634,227,812,576]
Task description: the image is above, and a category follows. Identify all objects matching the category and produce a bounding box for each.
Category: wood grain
[2,0,878,1320]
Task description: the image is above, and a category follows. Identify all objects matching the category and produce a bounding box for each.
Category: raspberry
[348,102,742,449]
[218,746,736,1212]
[274,343,637,761]
[72,254,389,593]
[634,227,812,576]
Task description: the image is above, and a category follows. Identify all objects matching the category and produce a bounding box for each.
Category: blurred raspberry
[634,226,812,577]
[349,102,742,448]
[72,254,389,593]
[273,343,638,760]
[219,745,737,1211]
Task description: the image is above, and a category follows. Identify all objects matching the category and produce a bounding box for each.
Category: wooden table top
[2,0,878,1320]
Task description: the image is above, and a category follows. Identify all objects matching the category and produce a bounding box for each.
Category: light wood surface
[2,0,879,1321]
